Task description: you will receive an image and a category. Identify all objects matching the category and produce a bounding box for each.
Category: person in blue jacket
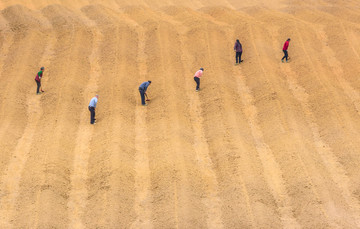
[139,81,151,106]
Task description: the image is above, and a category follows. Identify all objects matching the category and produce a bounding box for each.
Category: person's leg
[239,51,243,62]
[140,90,145,105]
[89,107,95,124]
[194,77,200,90]
[88,106,91,123]
[236,52,239,63]
[281,50,286,60]
[36,80,40,94]
[285,50,288,61]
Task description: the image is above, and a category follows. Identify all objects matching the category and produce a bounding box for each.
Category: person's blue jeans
[282,50,288,61]
[139,90,145,105]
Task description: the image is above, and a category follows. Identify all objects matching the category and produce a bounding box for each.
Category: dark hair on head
[148,80,152,83]
[236,39,240,42]
[287,38,291,41]
[40,67,44,70]
[200,68,204,71]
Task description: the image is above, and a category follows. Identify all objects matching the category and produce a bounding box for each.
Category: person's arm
[145,82,150,92]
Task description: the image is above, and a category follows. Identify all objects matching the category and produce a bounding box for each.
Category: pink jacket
[194,70,203,78]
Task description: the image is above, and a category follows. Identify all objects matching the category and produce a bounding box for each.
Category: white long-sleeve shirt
[89,97,98,108]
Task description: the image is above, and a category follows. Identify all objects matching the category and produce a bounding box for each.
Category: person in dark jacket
[281,38,291,62]
[34,67,45,94]
[139,81,151,106]
[234,39,243,64]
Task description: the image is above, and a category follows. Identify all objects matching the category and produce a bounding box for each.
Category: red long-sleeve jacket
[283,40,289,51]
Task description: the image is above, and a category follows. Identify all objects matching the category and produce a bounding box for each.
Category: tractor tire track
[202,26,258,228]
[316,26,360,115]
[252,21,336,228]
[67,13,102,228]
[181,20,261,228]
[263,21,335,227]
[282,63,360,227]
[0,7,39,178]
[22,6,94,228]
[179,36,224,229]
[160,22,218,228]
[0,9,49,228]
[0,14,15,175]
[145,21,186,228]
[288,24,360,227]
[247,24,300,228]
[131,25,153,229]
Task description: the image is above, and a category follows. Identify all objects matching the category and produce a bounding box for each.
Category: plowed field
[0,0,360,228]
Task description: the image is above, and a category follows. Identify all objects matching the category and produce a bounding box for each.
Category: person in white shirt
[88,95,98,124]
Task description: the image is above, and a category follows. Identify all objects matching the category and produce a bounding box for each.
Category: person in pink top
[194,68,204,91]
[281,38,291,63]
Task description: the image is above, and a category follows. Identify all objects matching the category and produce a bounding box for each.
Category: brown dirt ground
[0,0,360,228]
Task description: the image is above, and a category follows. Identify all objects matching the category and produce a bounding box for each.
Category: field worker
[88,95,98,124]
[194,68,204,91]
[34,67,45,94]
[281,38,291,63]
[234,39,243,64]
[139,81,151,106]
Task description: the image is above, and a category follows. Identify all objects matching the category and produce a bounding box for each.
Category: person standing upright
[139,81,151,106]
[88,95,98,124]
[281,38,291,63]
[234,39,243,64]
[34,67,45,94]
[194,68,204,91]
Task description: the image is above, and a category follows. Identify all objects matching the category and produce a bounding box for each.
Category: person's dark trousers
[236,51,242,63]
[194,77,200,90]
[281,50,288,61]
[35,79,41,93]
[88,106,95,124]
[139,90,146,105]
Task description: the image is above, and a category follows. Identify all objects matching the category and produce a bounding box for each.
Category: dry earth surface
[0,0,360,228]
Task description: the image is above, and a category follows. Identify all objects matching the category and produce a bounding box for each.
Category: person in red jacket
[281,38,291,63]
[34,67,45,94]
